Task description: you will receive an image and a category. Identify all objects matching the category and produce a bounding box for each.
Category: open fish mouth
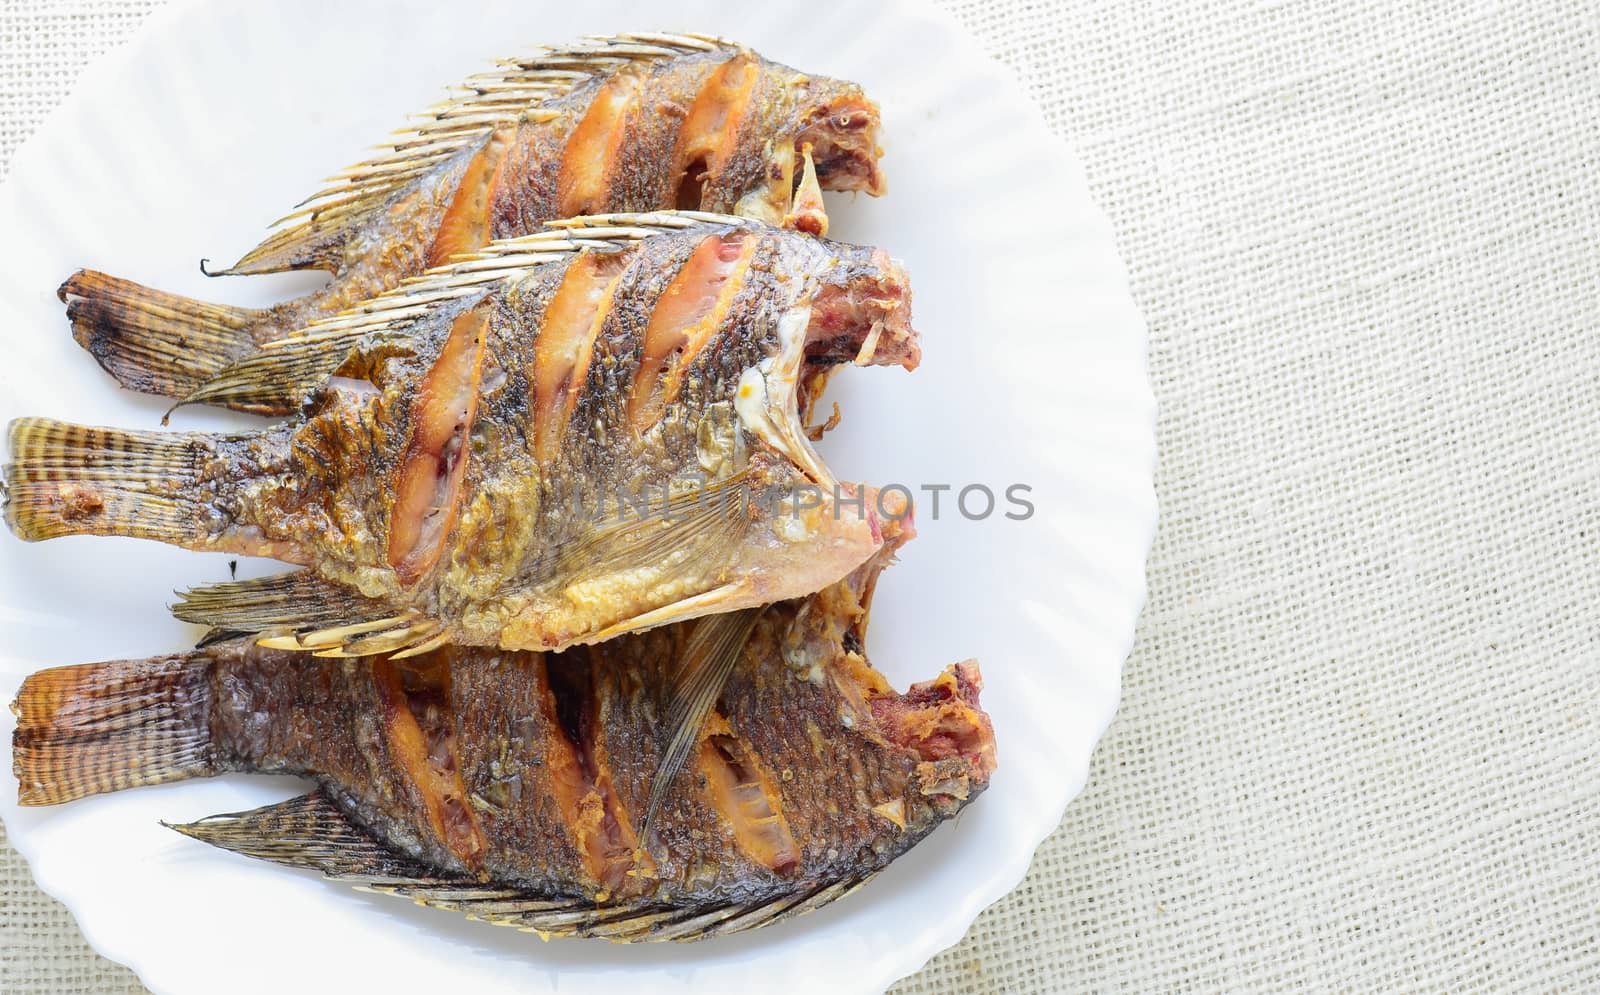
[839,518,998,805]
[736,246,918,491]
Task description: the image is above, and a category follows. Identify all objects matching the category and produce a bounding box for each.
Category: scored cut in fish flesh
[59,33,885,408]
[11,529,996,942]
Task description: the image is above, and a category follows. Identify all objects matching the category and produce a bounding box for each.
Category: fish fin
[782,144,829,237]
[58,270,265,400]
[183,209,757,412]
[175,791,875,942]
[641,607,762,839]
[12,650,220,805]
[376,872,875,942]
[175,327,383,415]
[306,619,445,659]
[576,582,743,645]
[220,34,730,278]
[3,418,214,544]
[193,626,247,649]
[552,471,750,583]
[171,571,406,647]
[167,790,434,879]
[292,211,753,346]
[596,874,877,942]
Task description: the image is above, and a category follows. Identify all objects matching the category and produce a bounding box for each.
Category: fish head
[776,514,995,839]
[836,524,998,831]
[862,528,995,821]
[806,244,919,371]
[724,73,882,227]
[788,80,886,198]
[875,660,997,830]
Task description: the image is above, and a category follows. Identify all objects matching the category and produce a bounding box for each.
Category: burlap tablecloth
[4,1,1598,991]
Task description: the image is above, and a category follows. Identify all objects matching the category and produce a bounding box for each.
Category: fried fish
[60,33,884,408]
[11,532,996,942]
[5,213,918,666]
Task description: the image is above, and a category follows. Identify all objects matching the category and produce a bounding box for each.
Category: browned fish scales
[4,213,918,669]
[58,33,885,408]
[11,537,997,942]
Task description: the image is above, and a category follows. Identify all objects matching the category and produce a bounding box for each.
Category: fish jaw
[734,252,918,485]
[871,662,997,806]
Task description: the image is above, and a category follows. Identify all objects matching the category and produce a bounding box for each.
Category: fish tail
[11,651,221,805]
[59,269,265,399]
[3,417,215,545]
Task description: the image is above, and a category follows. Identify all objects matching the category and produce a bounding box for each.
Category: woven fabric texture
[4,1,1600,992]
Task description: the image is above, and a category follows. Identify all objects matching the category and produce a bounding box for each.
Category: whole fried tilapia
[61,33,884,408]
[11,538,996,942]
[6,214,917,663]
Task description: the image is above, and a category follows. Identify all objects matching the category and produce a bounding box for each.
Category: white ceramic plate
[0,1,1154,992]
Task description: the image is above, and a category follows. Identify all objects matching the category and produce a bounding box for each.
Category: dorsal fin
[276,211,751,340]
[218,34,733,276]
[178,211,754,413]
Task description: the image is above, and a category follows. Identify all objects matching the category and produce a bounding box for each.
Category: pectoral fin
[552,472,749,581]
[641,606,762,839]
[782,144,828,237]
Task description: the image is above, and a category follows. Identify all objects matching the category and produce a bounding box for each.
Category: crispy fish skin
[10,543,997,942]
[58,34,886,405]
[4,215,920,656]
